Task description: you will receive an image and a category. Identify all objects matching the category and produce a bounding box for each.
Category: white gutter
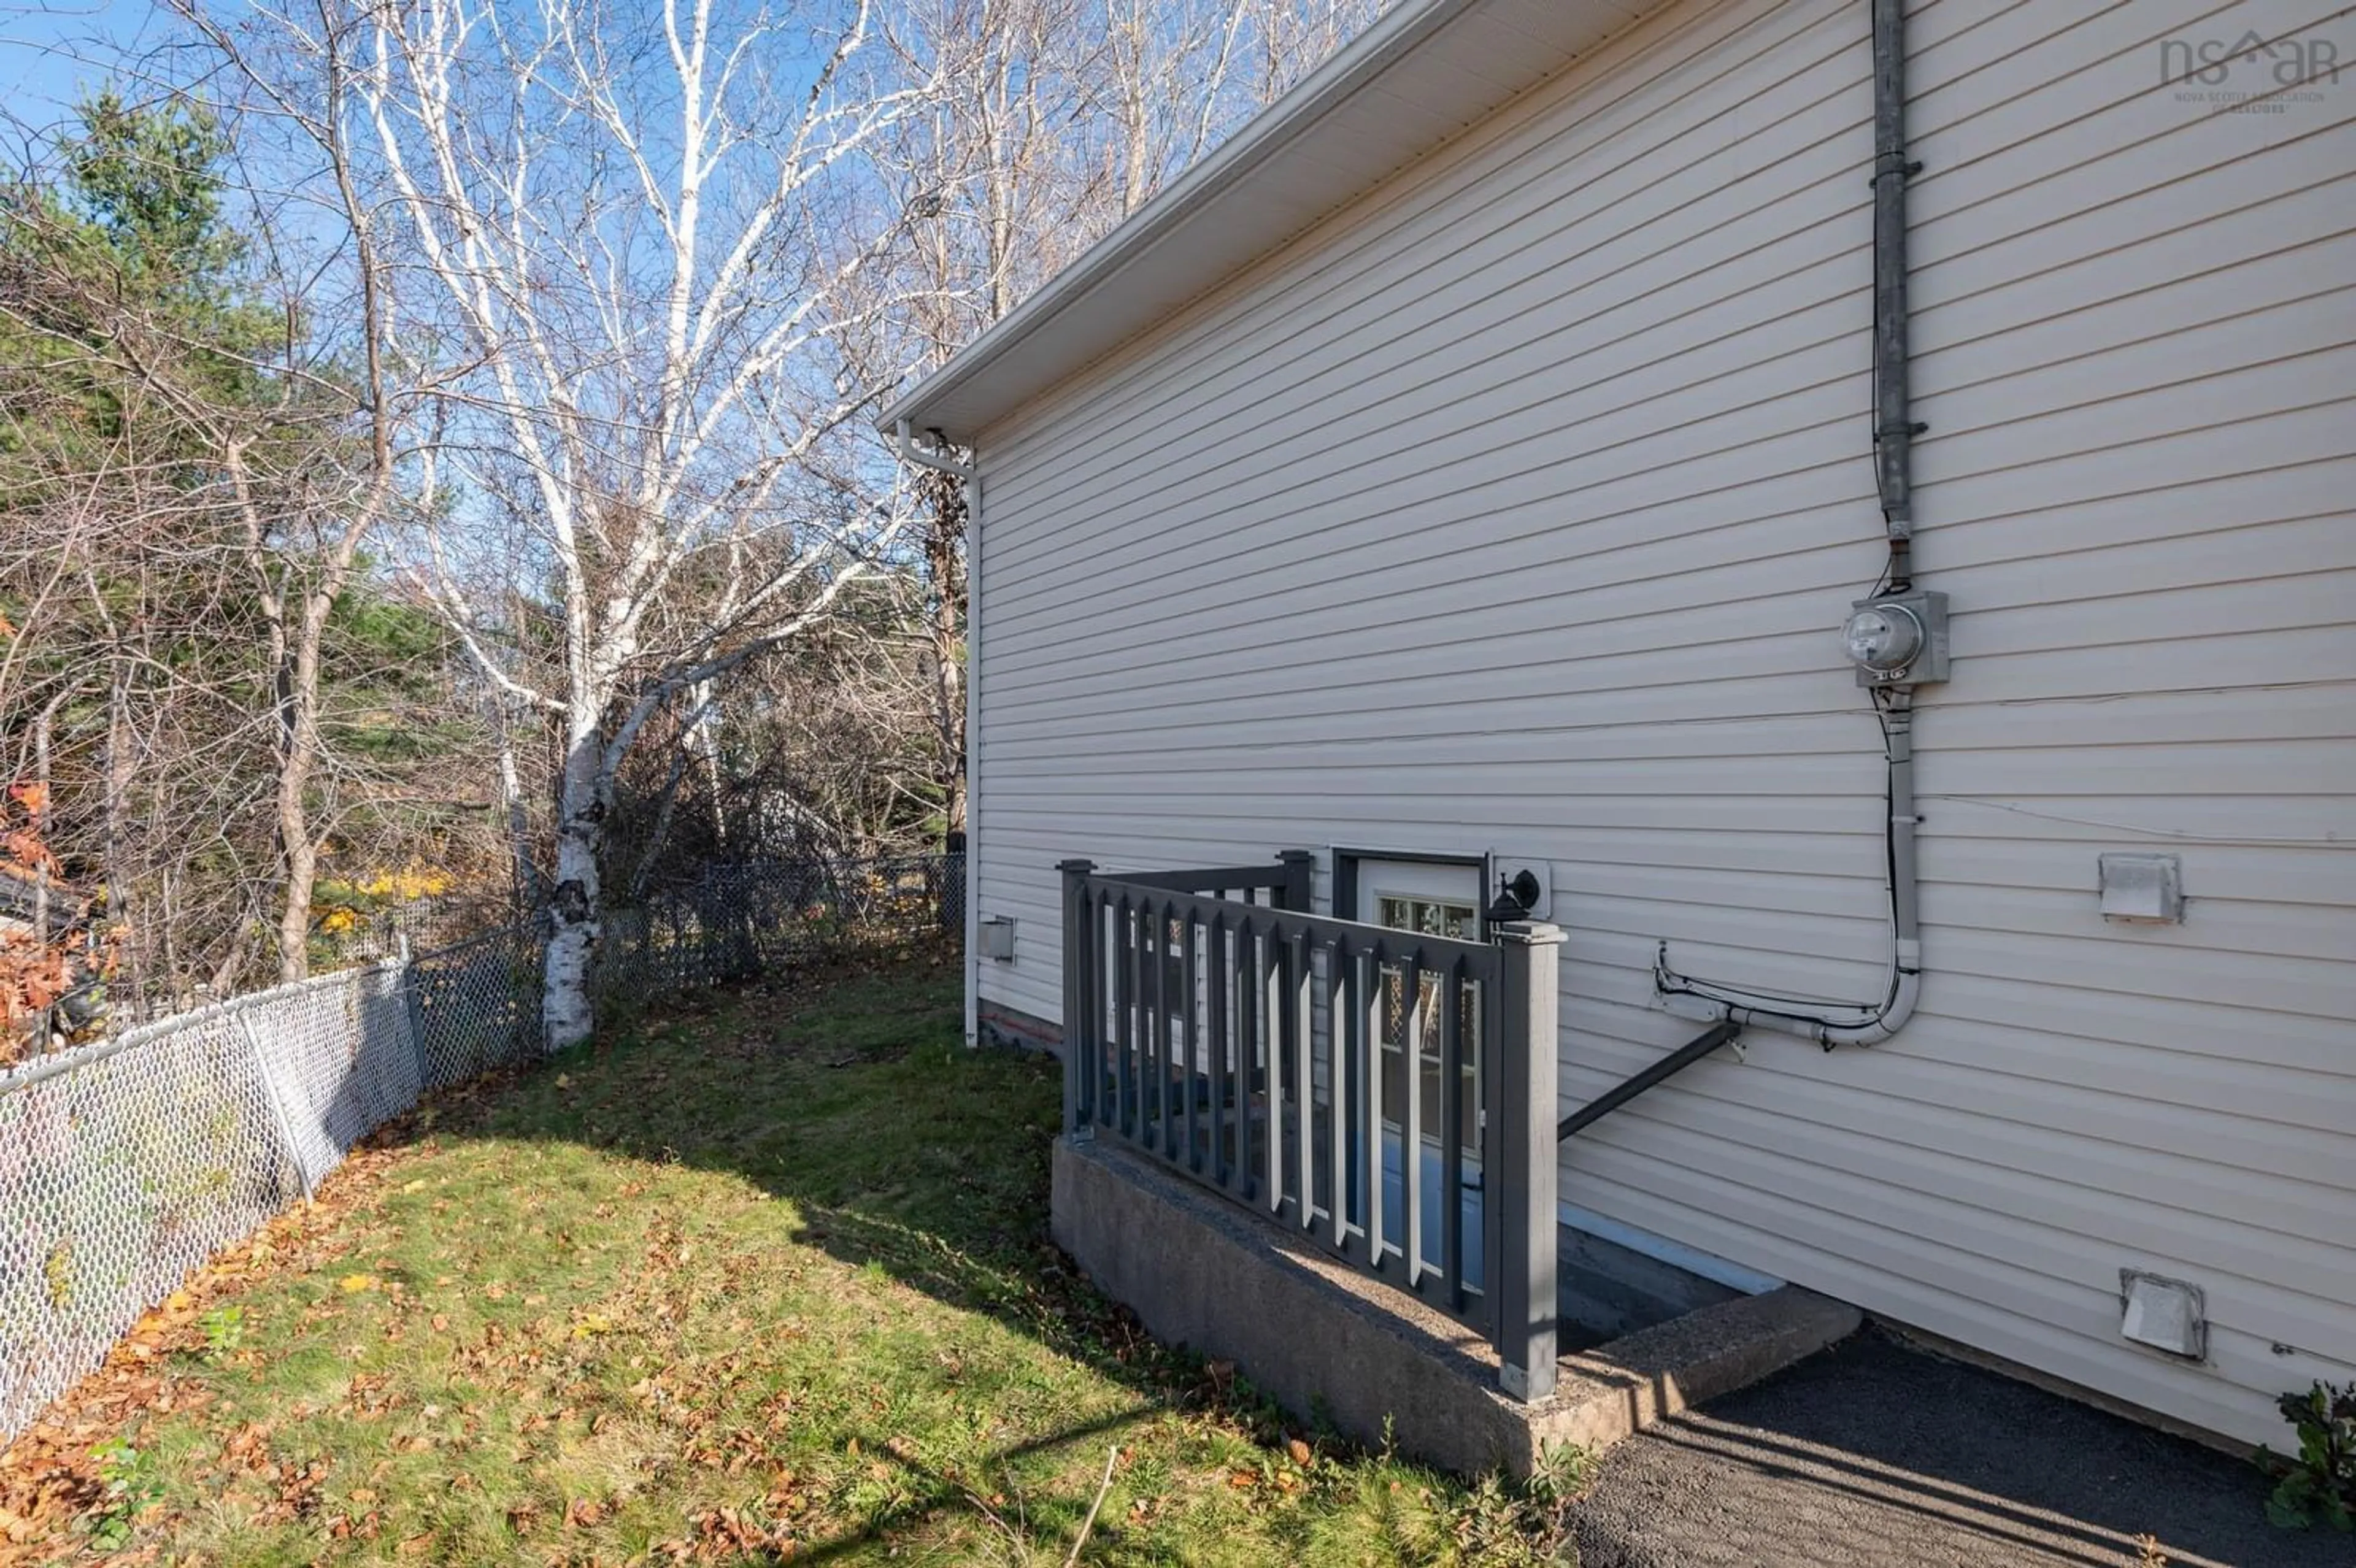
[896,420,983,1048]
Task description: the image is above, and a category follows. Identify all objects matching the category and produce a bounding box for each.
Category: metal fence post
[1276,849,1317,913]
[1493,919,1565,1401]
[1058,859,1096,1134]
[398,933,433,1094]
[237,1007,315,1204]
[941,837,965,931]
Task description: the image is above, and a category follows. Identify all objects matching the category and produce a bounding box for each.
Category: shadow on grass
[791,1404,1150,1566]
[414,948,2327,1568]
[129,947,2300,1568]
[375,947,1345,1562]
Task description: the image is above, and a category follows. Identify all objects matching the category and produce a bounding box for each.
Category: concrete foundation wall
[977,1000,1060,1055]
[1053,1135,1857,1477]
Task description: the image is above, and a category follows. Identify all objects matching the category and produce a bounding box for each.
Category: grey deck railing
[1058,855,1565,1400]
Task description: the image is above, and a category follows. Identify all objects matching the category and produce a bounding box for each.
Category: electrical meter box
[1844,588,1950,688]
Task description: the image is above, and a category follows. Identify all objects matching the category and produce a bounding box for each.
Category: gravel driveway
[1572,1328,2345,1568]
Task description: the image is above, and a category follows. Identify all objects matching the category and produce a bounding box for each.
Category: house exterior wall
[966,0,2356,1449]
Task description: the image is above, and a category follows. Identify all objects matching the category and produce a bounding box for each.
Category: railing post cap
[1494,920,1566,947]
[1056,858,1098,875]
[1274,848,1317,863]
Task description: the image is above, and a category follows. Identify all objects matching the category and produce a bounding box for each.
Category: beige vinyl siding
[968,0,2356,1448]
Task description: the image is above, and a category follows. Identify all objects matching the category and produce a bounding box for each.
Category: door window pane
[1369,895,1480,1153]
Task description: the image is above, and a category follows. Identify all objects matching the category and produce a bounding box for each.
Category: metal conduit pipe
[1869,0,1923,577]
[1657,689,1921,1048]
[1558,1020,1742,1142]
[1650,0,1925,1051]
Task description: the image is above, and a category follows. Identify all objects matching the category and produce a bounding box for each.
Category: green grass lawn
[9,953,1578,1566]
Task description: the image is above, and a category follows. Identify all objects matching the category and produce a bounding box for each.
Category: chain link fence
[0,852,960,1443]
[596,852,962,998]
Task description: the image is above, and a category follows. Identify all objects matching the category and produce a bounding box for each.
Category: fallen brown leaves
[0,1136,412,1562]
[0,1286,218,1562]
[649,1476,808,1564]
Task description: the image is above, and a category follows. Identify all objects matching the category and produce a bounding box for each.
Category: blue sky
[1,3,173,131]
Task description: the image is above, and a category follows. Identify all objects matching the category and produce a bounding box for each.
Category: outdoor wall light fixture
[1486,869,1543,926]
[1842,588,1949,687]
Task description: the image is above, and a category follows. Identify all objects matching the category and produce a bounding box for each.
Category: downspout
[896,418,984,1048]
[1651,0,1924,1051]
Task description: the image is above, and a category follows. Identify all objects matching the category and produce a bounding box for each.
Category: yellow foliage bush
[349,865,454,902]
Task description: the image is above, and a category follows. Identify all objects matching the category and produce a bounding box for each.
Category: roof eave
[877,0,1482,446]
[880,0,1657,446]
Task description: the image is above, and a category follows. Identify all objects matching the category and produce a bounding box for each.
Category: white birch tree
[261,0,937,1048]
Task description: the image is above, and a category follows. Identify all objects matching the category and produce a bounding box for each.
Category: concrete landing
[1573,1328,2340,1568]
[1051,1134,1858,1477]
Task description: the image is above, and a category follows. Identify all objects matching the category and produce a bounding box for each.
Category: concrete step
[1560,1222,1743,1349]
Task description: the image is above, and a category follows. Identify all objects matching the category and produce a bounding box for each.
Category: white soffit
[880,0,1661,445]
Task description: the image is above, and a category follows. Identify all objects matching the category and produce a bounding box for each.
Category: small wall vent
[979,917,1016,962]
[2120,1269,2206,1360]
[2099,854,2184,924]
